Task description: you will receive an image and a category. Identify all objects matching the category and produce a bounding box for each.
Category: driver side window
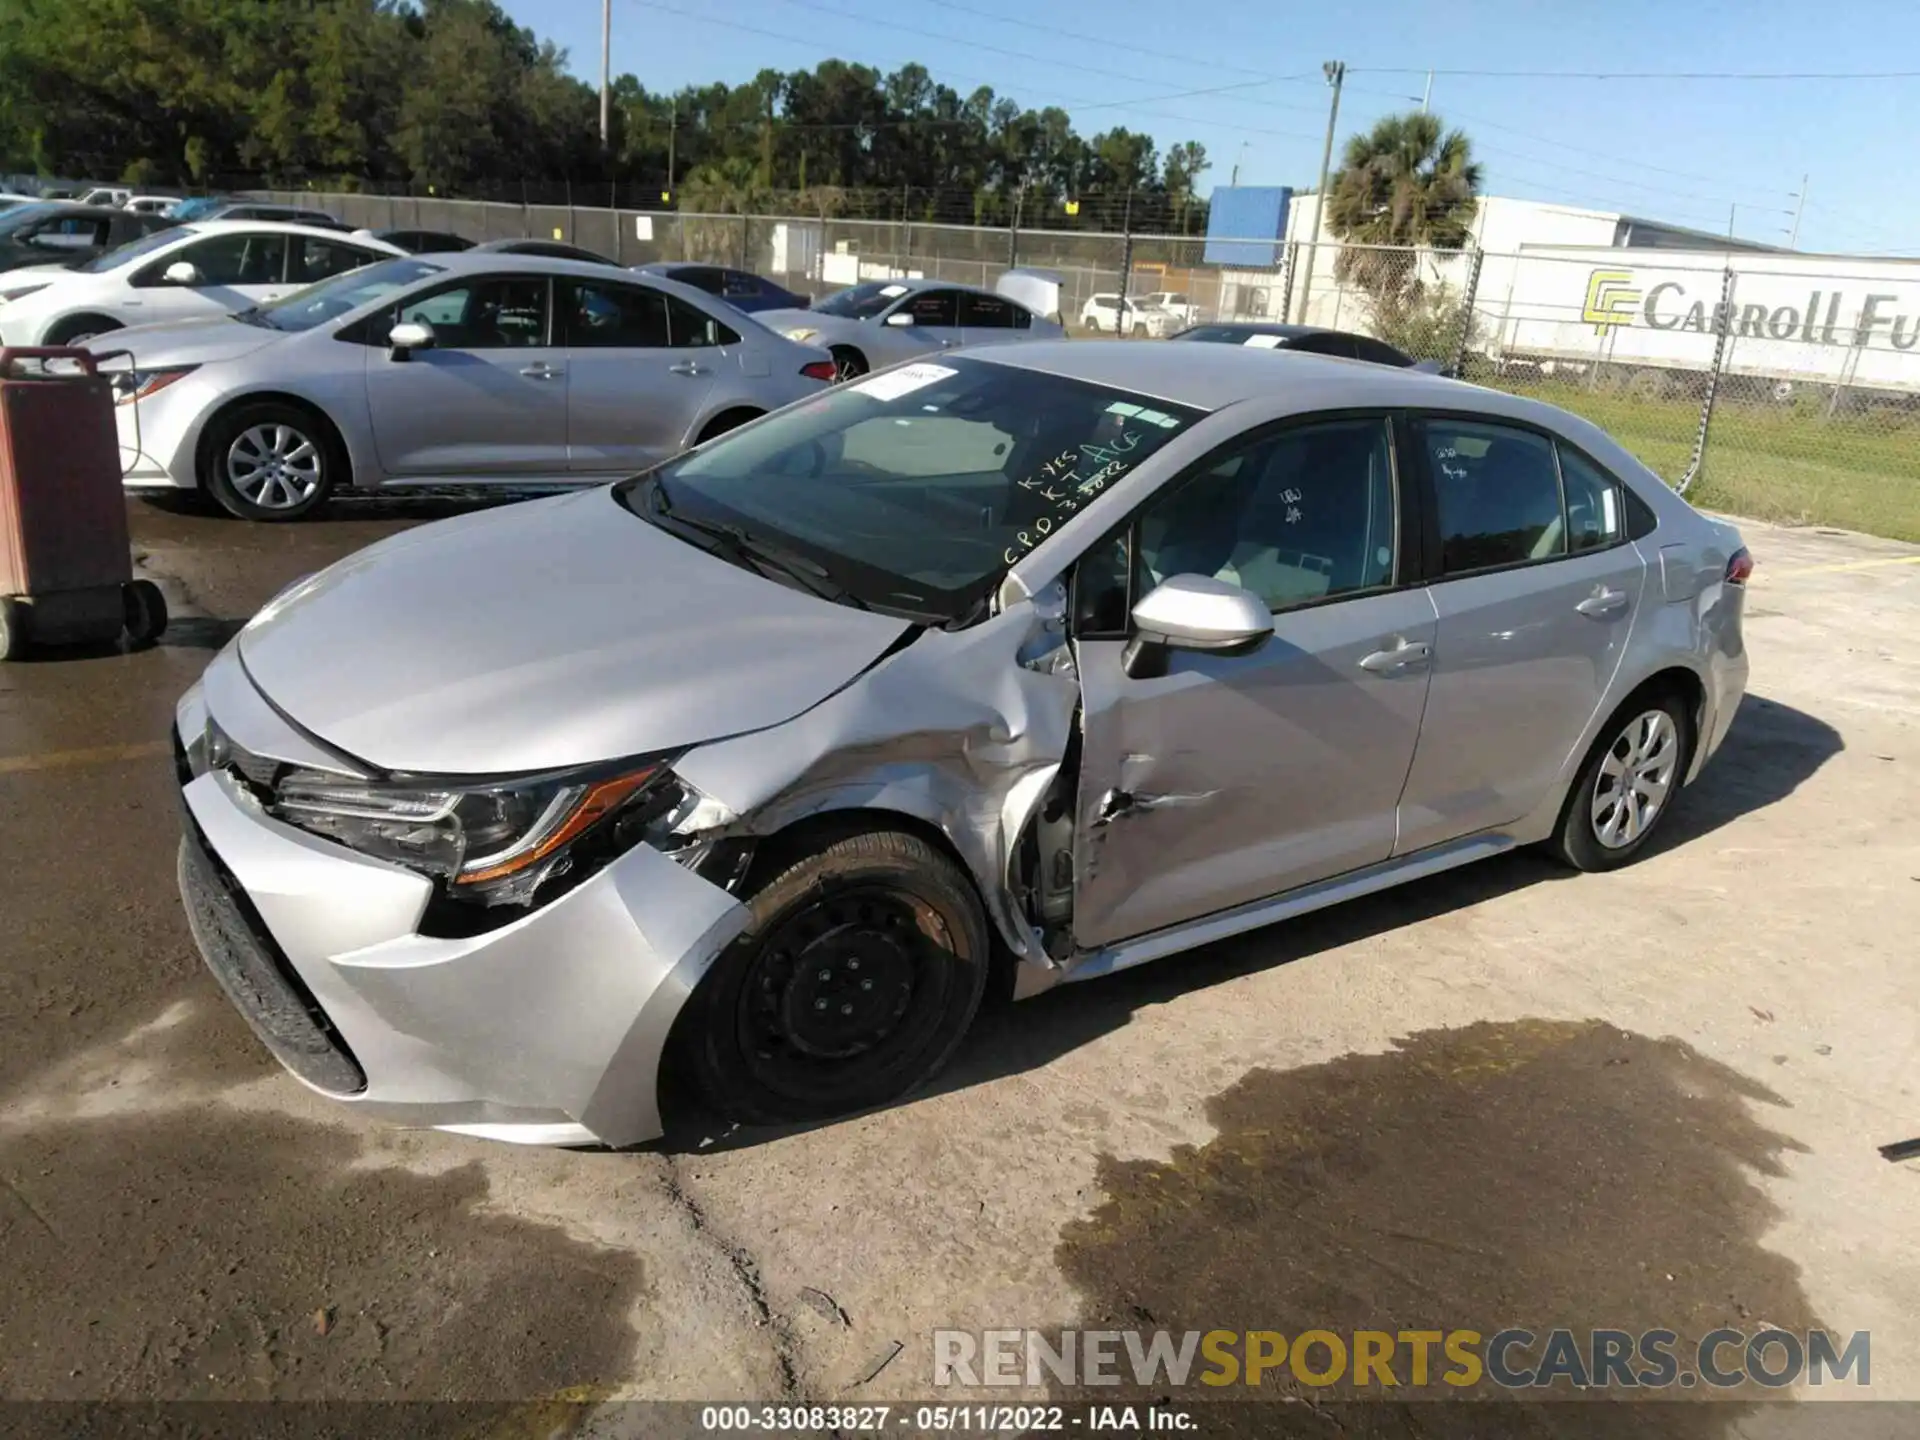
[1133,418,1398,614]
[396,277,549,349]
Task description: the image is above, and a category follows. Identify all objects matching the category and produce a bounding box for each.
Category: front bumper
[172,671,750,1147]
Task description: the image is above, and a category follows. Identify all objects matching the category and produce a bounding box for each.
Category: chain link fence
[263,189,1920,541]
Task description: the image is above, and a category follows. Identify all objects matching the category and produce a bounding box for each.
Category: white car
[756,276,1064,381]
[0,221,403,347]
[124,195,180,216]
[78,186,132,208]
[1140,291,1200,327]
[1079,292,1160,335]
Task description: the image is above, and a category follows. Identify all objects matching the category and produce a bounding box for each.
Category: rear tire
[121,579,167,648]
[1548,689,1693,872]
[684,828,990,1126]
[0,596,27,660]
[697,408,763,444]
[829,346,868,383]
[200,401,340,521]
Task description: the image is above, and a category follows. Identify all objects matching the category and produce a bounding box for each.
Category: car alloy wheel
[227,423,323,511]
[1590,708,1679,849]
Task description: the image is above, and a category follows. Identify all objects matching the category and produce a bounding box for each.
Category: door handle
[1358,638,1432,673]
[1575,587,1630,618]
[668,360,709,376]
[519,363,561,379]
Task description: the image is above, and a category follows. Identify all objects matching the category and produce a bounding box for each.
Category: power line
[1351,66,1920,80]
[625,0,1325,144]
[764,0,1338,121]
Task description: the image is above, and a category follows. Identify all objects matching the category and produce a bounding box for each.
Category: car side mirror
[387,320,435,360]
[1122,573,1272,679]
[162,261,202,286]
[884,311,915,327]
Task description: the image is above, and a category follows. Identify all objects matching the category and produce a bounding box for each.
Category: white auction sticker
[1244,334,1284,349]
[848,363,958,401]
[879,283,909,297]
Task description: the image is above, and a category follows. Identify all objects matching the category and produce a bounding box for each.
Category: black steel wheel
[684,828,990,1125]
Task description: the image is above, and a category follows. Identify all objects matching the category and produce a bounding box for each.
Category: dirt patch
[1054,1020,1821,1433]
[0,1109,643,1406]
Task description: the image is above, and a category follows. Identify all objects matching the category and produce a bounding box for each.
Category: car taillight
[800,360,836,382]
[1726,547,1754,585]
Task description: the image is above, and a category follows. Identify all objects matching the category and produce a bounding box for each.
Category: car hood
[88,316,283,366]
[237,488,914,776]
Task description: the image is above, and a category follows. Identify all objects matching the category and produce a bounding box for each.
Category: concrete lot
[0,495,1915,1431]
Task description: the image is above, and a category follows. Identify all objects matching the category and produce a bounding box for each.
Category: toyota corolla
[172,344,1749,1146]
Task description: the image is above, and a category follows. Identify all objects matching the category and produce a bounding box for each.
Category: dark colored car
[356,229,473,254]
[1169,322,1436,371]
[194,203,349,230]
[0,202,174,274]
[473,238,618,266]
[632,262,810,314]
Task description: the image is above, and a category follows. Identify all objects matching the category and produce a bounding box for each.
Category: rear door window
[959,292,1018,328]
[559,279,670,347]
[1418,418,1567,574]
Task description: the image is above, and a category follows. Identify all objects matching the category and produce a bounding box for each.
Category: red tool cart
[0,346,166,659]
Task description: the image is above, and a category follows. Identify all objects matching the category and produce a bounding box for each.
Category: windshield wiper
[642,485,872,611]
[228,307,274,328]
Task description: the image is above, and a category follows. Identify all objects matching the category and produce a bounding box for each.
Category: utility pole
[1421,70,1432,112]
[1294,59,1345,324]
[1727,202,1737,242]
[598,0,611,150]
[1788,173,1809,249]
[1230,140,1249,187]
[666,101,677,203]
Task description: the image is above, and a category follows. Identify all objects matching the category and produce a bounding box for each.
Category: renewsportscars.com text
[933,1327,1870,1391]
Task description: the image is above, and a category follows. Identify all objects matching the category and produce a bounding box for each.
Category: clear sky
[499,0,1919,255]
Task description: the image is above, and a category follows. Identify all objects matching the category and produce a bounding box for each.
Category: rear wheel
[829,346,868,383]
[697,408,763,443]
[1549,690,1693,871]
[684,828,990,1125]
[201,401,339,521]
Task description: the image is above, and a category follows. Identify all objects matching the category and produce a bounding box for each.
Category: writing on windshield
[1002,403,1187,565]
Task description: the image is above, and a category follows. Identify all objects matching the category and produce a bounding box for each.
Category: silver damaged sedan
[173,344,1750,1145]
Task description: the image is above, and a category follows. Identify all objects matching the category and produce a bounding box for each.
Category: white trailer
[1481,246,1920,399]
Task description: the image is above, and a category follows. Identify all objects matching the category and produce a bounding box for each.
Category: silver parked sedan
[107,254,837,520]
[760,275,1066,381]
[172,344,1749,1145]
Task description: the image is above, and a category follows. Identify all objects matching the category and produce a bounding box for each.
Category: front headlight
[111,365,198,407]
[268,760,678,906]
[0,282,50,305]
[783,327,820,343]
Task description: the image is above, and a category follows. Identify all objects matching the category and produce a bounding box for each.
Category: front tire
[684,828,990,1126]
[44,315,122,347]
[1549,690,1693,872]
[121,579,167,648]
[201,402,339,521]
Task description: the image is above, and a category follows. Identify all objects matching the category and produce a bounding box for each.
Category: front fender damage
[669,592,1079,977]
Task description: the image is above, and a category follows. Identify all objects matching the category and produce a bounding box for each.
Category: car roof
[398,249,710,283]
[173,219,387,244]
[969,338,1481,413]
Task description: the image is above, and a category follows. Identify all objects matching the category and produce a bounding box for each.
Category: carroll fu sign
[1581,267,1920,348]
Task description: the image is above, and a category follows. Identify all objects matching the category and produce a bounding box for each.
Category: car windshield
[75,226,191,273]
[812,281,912,319]
[622,355,1203,622]
[241,257,445,331]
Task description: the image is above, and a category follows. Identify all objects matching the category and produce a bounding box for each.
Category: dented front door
[1070,588,1438,950]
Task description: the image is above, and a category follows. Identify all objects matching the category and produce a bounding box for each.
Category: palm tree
[1324,111,1481,299]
